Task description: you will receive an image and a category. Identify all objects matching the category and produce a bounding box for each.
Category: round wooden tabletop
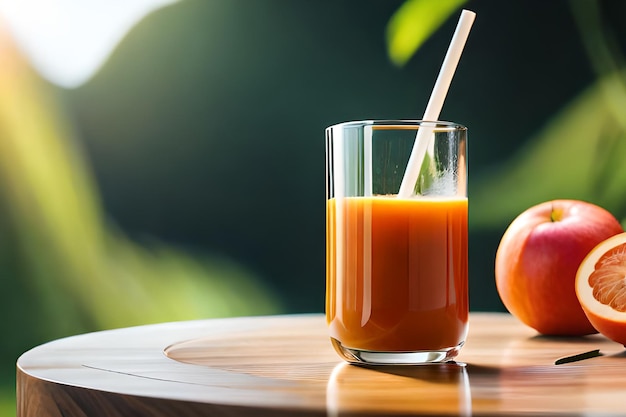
[16,313,626,416]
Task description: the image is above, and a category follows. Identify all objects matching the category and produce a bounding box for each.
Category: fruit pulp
[589,243,626,312]
[326,196,468,352]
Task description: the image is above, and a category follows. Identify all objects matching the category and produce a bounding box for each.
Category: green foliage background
[3,0,626,415]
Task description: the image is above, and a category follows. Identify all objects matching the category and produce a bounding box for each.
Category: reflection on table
[17,313,626,416]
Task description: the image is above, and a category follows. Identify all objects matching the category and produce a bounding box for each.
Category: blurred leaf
[0,25,282,337]
[386,0,467,66]
[470,1,626,231]
[0,388,14,417]
[470,70,626,230]
[569,0,626,131]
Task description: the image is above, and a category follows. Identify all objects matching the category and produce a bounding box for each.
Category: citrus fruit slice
[576,232,626,346]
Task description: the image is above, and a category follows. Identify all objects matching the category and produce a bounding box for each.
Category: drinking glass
[325,120,468,364]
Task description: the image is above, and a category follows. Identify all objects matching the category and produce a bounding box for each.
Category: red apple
[495,199,623,336]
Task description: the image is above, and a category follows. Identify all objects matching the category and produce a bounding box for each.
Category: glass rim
[326,119,467,132]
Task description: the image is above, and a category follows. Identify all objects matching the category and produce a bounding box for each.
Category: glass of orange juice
[325,120,468,365]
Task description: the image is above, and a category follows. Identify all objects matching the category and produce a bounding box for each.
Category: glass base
[330,337,463,365]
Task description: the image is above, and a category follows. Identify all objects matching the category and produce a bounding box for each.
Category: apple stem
[550,203,562,222]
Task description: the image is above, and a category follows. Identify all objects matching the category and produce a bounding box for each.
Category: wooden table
[16,313,626,416]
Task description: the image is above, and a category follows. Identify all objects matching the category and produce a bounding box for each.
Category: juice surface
[326,196,468,352]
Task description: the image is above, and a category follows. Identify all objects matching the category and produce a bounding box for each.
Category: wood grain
[16,313,626,416]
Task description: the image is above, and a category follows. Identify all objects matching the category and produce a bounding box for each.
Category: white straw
[397,9,476,198]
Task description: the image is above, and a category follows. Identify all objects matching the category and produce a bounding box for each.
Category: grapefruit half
[576,232,626,346]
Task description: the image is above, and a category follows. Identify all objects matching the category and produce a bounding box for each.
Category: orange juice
[326,196,468,352]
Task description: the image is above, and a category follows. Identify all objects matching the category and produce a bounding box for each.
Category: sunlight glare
[0,0,177,88]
